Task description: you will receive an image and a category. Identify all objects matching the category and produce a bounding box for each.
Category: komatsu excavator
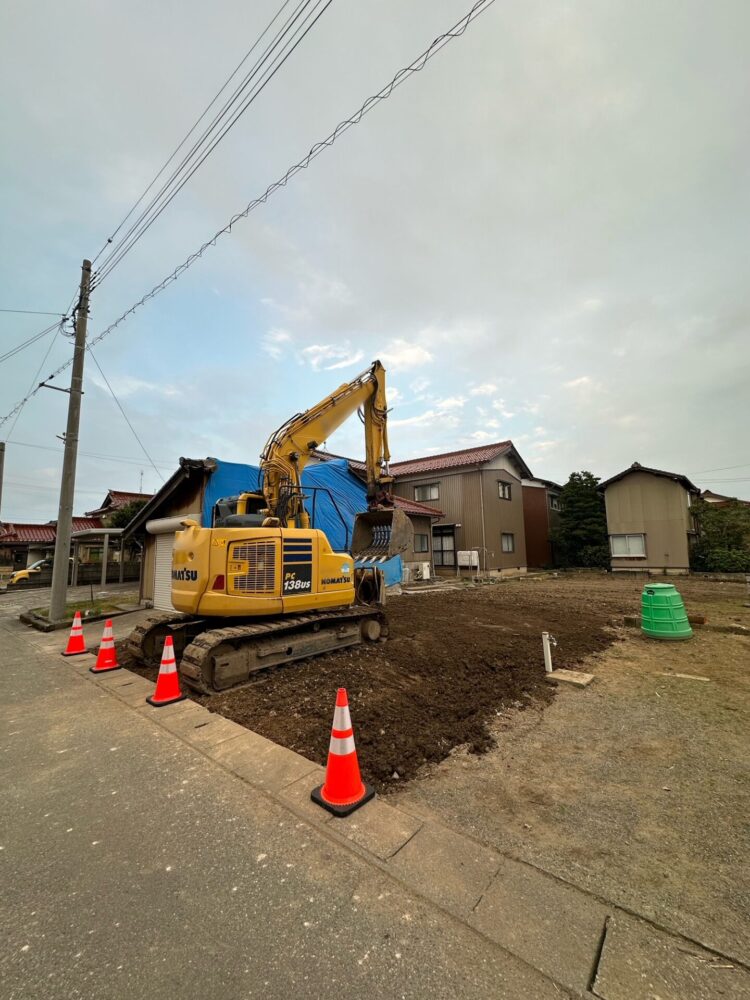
[128,361,412,694]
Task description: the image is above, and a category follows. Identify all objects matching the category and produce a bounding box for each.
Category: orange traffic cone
[311,688,375,817]
[90,619,121,673]
[61,610,87,657]
[146,636,186,707]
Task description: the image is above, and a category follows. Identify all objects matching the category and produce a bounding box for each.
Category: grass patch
[33,595,138,619]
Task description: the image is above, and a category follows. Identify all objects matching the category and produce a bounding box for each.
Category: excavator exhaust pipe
[352,508,413,561]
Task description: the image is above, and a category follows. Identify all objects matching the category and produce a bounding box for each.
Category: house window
[501,532,515,553]
[549,496,561,511]
[610,533,646,557]
[414,533,429,553]
[415,483,439,502]
[498,481,512,501]
[432,526,455,567]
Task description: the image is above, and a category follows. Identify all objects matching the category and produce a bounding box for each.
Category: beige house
[599,463,699,574]
[390,441,532,575]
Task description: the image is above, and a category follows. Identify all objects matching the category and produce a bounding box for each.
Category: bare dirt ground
[390,579,750,967]
[124,574,749,970]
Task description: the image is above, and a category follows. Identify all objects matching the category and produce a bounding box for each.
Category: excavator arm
[260,360,394,527]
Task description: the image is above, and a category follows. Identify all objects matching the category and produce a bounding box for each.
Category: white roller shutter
[153,533,176,611]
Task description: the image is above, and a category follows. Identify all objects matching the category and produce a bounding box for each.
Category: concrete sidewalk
[0,611,565,999]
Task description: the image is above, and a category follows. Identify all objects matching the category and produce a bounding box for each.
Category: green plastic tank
[640,583,692,640]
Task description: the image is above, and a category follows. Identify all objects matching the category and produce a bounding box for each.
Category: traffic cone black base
[311,782,375,818]
[146,692,187,708]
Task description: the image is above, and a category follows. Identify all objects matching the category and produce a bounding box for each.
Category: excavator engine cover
[352,508,413,561]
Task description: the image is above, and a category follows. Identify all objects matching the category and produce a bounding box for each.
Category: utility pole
[49,259,91,621]
[0,441,5,521]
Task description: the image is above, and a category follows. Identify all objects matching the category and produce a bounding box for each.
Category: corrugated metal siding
[153,534,175,611]
[481,470,527,569]
[604,473,692,570]
[141,476,207,602]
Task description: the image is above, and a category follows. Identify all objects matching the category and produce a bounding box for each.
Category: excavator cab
[351,507,413,561]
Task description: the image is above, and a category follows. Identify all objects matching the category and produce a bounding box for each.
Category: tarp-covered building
[125,457,439,609]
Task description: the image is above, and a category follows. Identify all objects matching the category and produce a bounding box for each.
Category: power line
[0,319,64,367]
[0,0,495,426]
[7,440,173,469]
[689,462,750,474]
[87,348,165,483]
[94,0,331,283]
[0,308,66,317]
[91,0,297,266]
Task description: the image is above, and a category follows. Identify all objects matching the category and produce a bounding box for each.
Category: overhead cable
[7,440,173,469]
[87,348,165,482]
[93,0,332,283]
[0,0,495,427]
[0,320,64,367]
[90,0,297,266]
[0,308,66,317]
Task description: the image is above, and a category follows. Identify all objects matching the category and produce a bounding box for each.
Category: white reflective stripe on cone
[332,705,352,731]
[160,661,177,673]
[329,734,356,756]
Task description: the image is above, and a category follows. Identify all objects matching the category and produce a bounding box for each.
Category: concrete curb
[72,660,750,997]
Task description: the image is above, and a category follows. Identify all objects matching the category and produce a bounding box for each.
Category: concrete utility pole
[0,441,5,520]
[49,260,91,621]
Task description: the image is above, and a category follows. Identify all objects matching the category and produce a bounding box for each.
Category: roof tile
[389,441,513,476]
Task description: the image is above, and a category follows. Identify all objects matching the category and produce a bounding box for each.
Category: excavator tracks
[127,607,386,695]
[180,606,387,695]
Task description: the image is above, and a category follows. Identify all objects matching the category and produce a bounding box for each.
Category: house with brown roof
[389,441,533,575]
[598,462,700,574]
[85,489,154,525]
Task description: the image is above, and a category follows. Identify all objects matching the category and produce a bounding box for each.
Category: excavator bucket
[352,508,413,561]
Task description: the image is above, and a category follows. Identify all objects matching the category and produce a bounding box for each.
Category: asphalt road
[0,601,565,999]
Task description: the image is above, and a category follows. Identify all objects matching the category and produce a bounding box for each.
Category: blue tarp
[201,457,368,555]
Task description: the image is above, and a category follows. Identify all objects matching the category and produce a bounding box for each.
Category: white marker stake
[542,632,553,674]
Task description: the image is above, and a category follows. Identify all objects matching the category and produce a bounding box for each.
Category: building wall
[140,477,206,603]
[394,462,527,573]
[522,484,553,567]
[604,472,695,572]
[480,468,527,570]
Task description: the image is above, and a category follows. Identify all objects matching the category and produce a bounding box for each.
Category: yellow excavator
[128,360,412,693]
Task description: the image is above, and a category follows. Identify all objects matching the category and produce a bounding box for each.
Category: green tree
[109,499,148,529]
[689,498,750,572]
[551,471,609,568]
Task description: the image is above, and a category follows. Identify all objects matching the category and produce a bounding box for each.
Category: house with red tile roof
[312,441,537,575]
[85,489,154,524]
[389,441,533,574]
[0,517,102,570]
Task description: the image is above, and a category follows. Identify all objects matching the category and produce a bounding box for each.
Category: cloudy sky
[1,0,748,522]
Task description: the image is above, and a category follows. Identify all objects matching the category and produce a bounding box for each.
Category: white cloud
[564,375,592,389]
[262,328,293,360]
[409,376,430,395]
[390,408,460,429]
[491,399,515,419]
[301,343,364,371]
[435,396,466,411]
[469,383,497,397]
[380,339,432,371]
[89,373,176,399]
